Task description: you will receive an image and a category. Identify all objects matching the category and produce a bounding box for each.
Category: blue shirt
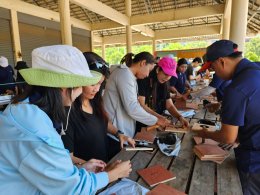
[221,58,260,173]
[0,100,109,194]
[170,72,186,94]
[209,74,231,101]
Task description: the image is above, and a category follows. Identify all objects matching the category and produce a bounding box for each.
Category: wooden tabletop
[107,106,243,195]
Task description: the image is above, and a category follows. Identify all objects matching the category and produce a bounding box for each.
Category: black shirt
[137,67,170,114]
[62,99,108,162]
[0,65,15,94]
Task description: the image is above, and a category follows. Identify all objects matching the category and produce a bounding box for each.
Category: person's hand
[206,103,220,113]
[118,134,136,149]
[5,89,14,95]
[108,160,132,182]
[81,159,106,173]
[156,117,171,128]
[105,160,122,172]
[179,116,189,128]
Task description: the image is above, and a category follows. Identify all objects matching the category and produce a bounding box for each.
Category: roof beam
[131,4,224,25]
[71,0,129,25]
[132,25,155,37]
[0,0,91,30]
[97,24,221,45]
[92,4,224,31]
[155,24,220,40]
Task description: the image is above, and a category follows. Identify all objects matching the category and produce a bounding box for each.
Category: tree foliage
[94,37,260,65]
[245,36,260,62]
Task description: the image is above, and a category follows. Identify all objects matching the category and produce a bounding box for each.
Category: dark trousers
[238,170,260,195]
[107,136,121,161]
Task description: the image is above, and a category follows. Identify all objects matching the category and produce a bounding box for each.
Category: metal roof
[21,0,260,42]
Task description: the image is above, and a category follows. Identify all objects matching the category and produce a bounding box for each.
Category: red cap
[198,61,212,73]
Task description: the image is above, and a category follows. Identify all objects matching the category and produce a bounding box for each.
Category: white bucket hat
[19,45,102,87]
[0,56,8,68]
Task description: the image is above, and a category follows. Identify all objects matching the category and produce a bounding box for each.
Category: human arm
[196,123,238,144]
[107,121,136,148]
[165,98,189,127]
[116,71,157,126]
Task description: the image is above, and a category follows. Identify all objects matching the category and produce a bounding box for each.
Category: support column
[222,0,231,39]
[59,0,72,45]
[152,39,156,55]
[230,0,248,52]
[10,9,22,63]
[91,31,95,52]
[125,0,132,53]
[101,44,105,60]
[222,17,231,39]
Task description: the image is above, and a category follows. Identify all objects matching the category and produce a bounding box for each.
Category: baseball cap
[198,40,241,73]
[158,57,177,78]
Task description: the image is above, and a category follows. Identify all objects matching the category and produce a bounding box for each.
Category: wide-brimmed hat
[0,56,8,68]
[158,57,177,78]
[20,45,102,88]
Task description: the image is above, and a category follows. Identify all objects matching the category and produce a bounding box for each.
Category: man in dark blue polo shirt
[197,40,260,194]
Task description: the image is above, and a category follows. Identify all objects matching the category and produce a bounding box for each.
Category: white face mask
[60,89,74,136]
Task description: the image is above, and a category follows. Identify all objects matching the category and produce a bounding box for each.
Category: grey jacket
[103,65,157,139]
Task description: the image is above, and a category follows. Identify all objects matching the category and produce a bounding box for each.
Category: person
[196,40,260,194]
[103,52,169,158]
[137,56,189,130]
[169,58,191,100]
[0,45,132,194]
[15,61,29,94]
[62,52,135,164]
[186,57,202,83]
[194,54,232,113]
[0,56,15,95]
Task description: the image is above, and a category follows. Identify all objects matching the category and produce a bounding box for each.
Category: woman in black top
[62,52,135,164]
[137,57,189,128]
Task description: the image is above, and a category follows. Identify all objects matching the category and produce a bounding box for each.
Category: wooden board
[137,147,173,189]
[188,159,215,195]
[217,151,243,195]
[137,165,176,187]
[128,150,157,181]
[167,119,196,192]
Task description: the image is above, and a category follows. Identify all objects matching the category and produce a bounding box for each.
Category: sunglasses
[89,61,110,77]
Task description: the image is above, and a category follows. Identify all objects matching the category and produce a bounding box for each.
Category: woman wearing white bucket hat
[0,45,131,194]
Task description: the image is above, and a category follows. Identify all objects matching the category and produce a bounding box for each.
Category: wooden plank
[188,159,215,195]
[217,151,243,195]
[168,124,196,192]
[109,149,137,162]
[129,150,158,181]
[137,148,173,189]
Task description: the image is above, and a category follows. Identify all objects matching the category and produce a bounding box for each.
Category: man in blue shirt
[197,40,260,195]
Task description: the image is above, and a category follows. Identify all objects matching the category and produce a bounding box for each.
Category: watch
[115,130,124,138]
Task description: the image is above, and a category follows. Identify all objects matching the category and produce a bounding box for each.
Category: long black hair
[78,51,110,122]
[120,52,156,67]
[12,86,68,124]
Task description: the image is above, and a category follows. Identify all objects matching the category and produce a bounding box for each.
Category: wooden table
[107,107,243,195]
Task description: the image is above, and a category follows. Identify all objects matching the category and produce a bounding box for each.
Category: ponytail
[120,52,155,67]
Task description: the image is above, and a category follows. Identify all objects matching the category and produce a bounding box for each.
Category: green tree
[245,36,260,62]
